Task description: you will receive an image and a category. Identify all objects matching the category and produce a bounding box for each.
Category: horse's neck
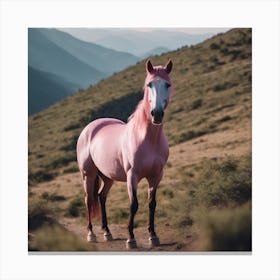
[128,98,163,144]
[145,122,163,144]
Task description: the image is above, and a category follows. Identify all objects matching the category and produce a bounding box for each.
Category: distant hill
[28,29,104,88]
[60,28,216,56]
[28,67,78,115]
[28,28,251,184]
[28,28,140,115]
[40,28,138,75]
[140,47,170,59]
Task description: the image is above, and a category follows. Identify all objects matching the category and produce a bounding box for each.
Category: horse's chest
[134,145,168,176]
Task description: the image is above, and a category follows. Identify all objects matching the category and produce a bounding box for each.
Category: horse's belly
[97,158,127,182]
[90,122,127,181]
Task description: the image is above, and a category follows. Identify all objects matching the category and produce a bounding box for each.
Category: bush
[202,202,251,251]
[190,99,203,110]
[28,170,57,184]
[66,198,84,217]
[210,43,220,50]
[40,192,66,202]
[212,81,238,92]
[177,156,252,251]
[28,199,53,231]
[188,156,251,208]
[174,130,205,144]
[29,224,92,251]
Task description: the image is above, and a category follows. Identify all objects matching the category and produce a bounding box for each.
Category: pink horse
[77,59,173,249]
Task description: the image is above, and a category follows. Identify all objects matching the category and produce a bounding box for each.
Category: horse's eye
[165,83,171,88]
[147,82,152,88]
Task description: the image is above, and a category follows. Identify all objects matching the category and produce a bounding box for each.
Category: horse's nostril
[161,111,164,118]
[151,110,155,117]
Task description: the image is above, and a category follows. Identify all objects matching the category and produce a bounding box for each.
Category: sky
[58,27,231,56]
[123,28,231,34]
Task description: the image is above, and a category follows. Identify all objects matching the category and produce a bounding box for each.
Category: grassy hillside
[29,28,251,184]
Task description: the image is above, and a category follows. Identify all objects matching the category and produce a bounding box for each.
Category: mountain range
[28,28,139,115]
[58,28,215,56]
[28,28,218,116]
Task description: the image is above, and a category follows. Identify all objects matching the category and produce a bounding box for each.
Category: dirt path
[59,217,196,252]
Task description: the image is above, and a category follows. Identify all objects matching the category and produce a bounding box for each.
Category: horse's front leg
[126,171,139,249]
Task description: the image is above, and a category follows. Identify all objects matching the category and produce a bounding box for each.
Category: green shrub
[63,166,79,174]
[29,224,92,251]
[210,43,220,50]
[28,199,53,231]
[28,170,57,184]
[187,156,251,208]
[190,99,203,110]
[66,198,84,217]
[40,192,66,202]
[202,202,251,251]
[162,189,174,199]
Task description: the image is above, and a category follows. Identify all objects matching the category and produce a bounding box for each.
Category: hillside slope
[28,28,251,184]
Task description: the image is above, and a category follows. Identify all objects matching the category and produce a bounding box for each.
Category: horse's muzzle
[151,109,164,125]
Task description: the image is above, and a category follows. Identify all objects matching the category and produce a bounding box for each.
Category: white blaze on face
[147,76,170,112]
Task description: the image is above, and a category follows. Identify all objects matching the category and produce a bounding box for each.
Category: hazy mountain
[28,28,105,89]
[59,28,216,56]
[140,47,170,59]
[28,66,78,115]
[40,28,138,75]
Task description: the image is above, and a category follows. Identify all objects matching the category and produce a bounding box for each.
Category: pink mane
[127,91,149,130]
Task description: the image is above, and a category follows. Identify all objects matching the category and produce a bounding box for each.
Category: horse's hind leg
[83,173,99,242]
[98,174,113,241]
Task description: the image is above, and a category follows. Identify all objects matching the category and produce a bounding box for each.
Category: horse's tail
[91,175,101,219]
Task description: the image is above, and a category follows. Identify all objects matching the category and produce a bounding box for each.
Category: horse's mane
[127,90,149,129]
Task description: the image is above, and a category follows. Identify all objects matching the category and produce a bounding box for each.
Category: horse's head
[145,59,173,125]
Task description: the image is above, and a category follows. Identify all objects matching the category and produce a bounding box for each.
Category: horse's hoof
[87,232,97,242]
[149,236,160,247]
[103,232,113,241]
[126,238,137,249]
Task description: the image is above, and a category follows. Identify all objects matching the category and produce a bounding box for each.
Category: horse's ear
[164,59,173,74]
[146,60,154,74]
